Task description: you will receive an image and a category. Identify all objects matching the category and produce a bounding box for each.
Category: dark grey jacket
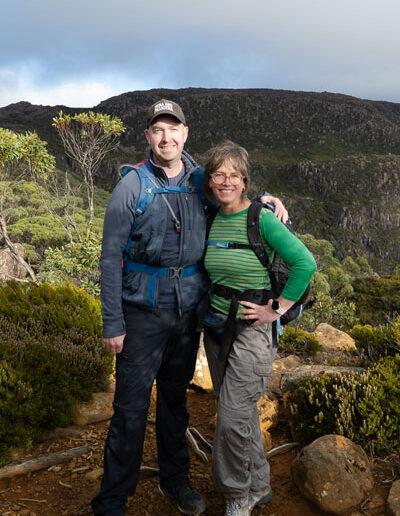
[100,151,209,338]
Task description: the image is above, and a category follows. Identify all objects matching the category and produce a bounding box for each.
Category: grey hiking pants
[204,322,277,499]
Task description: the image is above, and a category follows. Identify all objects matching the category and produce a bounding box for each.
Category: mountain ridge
[0,87,399,273]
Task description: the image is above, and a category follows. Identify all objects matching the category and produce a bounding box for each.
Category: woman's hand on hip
[237,299,279,327]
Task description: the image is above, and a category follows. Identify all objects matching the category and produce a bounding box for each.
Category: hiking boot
[248,487,272,513]
[158,482,206,515]
[225,496,249,516]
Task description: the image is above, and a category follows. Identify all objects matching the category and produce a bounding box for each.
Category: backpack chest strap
[205,240,252,250]
[123,262,202,307]
[145,185,196,194]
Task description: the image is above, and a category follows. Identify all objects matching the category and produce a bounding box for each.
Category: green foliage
[324,266,353,299]
[294,233,376,331]
[290,355,400,454]
[309,271,330,297]
[297,235,373,299]
[0,360,39,461]
[0,128,55,175]
[53,111,125,136]
[350,317,400,361]
[38,236,101,296]
[53,111,125,239]
[0,282,112,462]
[300,293,359,332]
[354,256,373,275]
[352,275,400,325]
[297,233,339,271]
[2,176,107,265]
[278,327,320,356]
[342,256,361,275]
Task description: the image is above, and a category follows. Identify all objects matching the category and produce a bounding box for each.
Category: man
[91,99,287,516]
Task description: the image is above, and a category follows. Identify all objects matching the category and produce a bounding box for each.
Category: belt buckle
[169,267,183,279]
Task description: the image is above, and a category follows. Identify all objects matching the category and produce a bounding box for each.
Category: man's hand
[260,195,289,224]
[103,334,126,354]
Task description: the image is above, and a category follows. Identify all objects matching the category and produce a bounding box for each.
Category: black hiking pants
[91,303,200,516]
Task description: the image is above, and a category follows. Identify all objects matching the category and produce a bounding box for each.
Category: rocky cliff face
[0,88,399,272]
[271,155,400,271]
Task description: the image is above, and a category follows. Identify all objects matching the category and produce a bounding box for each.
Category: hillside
[0,87,399,272]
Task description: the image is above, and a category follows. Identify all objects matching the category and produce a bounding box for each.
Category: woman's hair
[203,140,251,199]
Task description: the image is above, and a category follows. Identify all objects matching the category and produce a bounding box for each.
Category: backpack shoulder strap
[247,201,282,296]
[247,201,271,270]
[121,161,157,256]
[205,204,219,240]
[192,166,208,212]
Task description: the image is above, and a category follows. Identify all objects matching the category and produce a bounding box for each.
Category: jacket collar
[147,150,199,183]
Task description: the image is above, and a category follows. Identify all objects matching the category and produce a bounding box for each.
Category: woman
[202,141,316,516]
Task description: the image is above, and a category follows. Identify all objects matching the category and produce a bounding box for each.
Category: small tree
[53,111,125,239]
[0,128,55,283]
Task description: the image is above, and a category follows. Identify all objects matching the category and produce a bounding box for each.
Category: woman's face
[208,158,245,210]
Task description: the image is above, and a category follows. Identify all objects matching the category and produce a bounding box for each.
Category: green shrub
[0,360,39,461]
[0,281,103,336]
[299,292,359,332]
[349,317,400,361]
[0,282,112,463]
[352,275,400,326]
[289,355,400,455]
[279,327,320,356]
[38,236,101,296]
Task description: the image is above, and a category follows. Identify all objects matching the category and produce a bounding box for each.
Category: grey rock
[281,365,364,393]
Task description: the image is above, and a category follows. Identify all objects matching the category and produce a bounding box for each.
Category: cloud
[0,68,127,107]
[1,0,400,106]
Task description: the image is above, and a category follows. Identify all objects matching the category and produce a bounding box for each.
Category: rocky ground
[0,385,397,516]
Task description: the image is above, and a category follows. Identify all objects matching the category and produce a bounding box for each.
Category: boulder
[281,365,364,393]
[313,323,356,353]
[266,354,302,398]
[105,376,116,393]
[191,340,214,392]
[261,430,272,452]
[258,394,279,451]
[292,434,374,514]
[388,479,400,516]
[73,392,114,426]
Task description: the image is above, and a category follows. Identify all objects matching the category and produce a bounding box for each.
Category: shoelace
[226,497,246,515]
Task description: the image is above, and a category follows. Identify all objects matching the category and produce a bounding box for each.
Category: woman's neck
[219,197,251,215]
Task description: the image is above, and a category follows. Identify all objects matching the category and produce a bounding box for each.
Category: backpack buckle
[168,267,183,279]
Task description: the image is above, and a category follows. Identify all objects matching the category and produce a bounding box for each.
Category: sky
[1,0,400,108]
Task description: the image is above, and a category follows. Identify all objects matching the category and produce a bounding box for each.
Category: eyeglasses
[210,172,244,186]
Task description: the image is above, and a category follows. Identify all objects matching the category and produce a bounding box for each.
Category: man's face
[145,116,189,168]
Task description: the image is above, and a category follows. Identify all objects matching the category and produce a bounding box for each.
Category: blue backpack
[119,161,207,307]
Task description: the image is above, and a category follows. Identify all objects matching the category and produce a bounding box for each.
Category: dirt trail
[0,388,392,515]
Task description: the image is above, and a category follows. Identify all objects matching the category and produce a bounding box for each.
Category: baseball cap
[147,98,186,127]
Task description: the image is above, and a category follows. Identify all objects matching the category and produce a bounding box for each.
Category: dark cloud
[1,0,400,106]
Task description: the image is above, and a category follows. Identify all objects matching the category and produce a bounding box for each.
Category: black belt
[197,284,276,364]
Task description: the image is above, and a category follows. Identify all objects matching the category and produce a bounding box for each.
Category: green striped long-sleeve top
[204,206,317,315]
